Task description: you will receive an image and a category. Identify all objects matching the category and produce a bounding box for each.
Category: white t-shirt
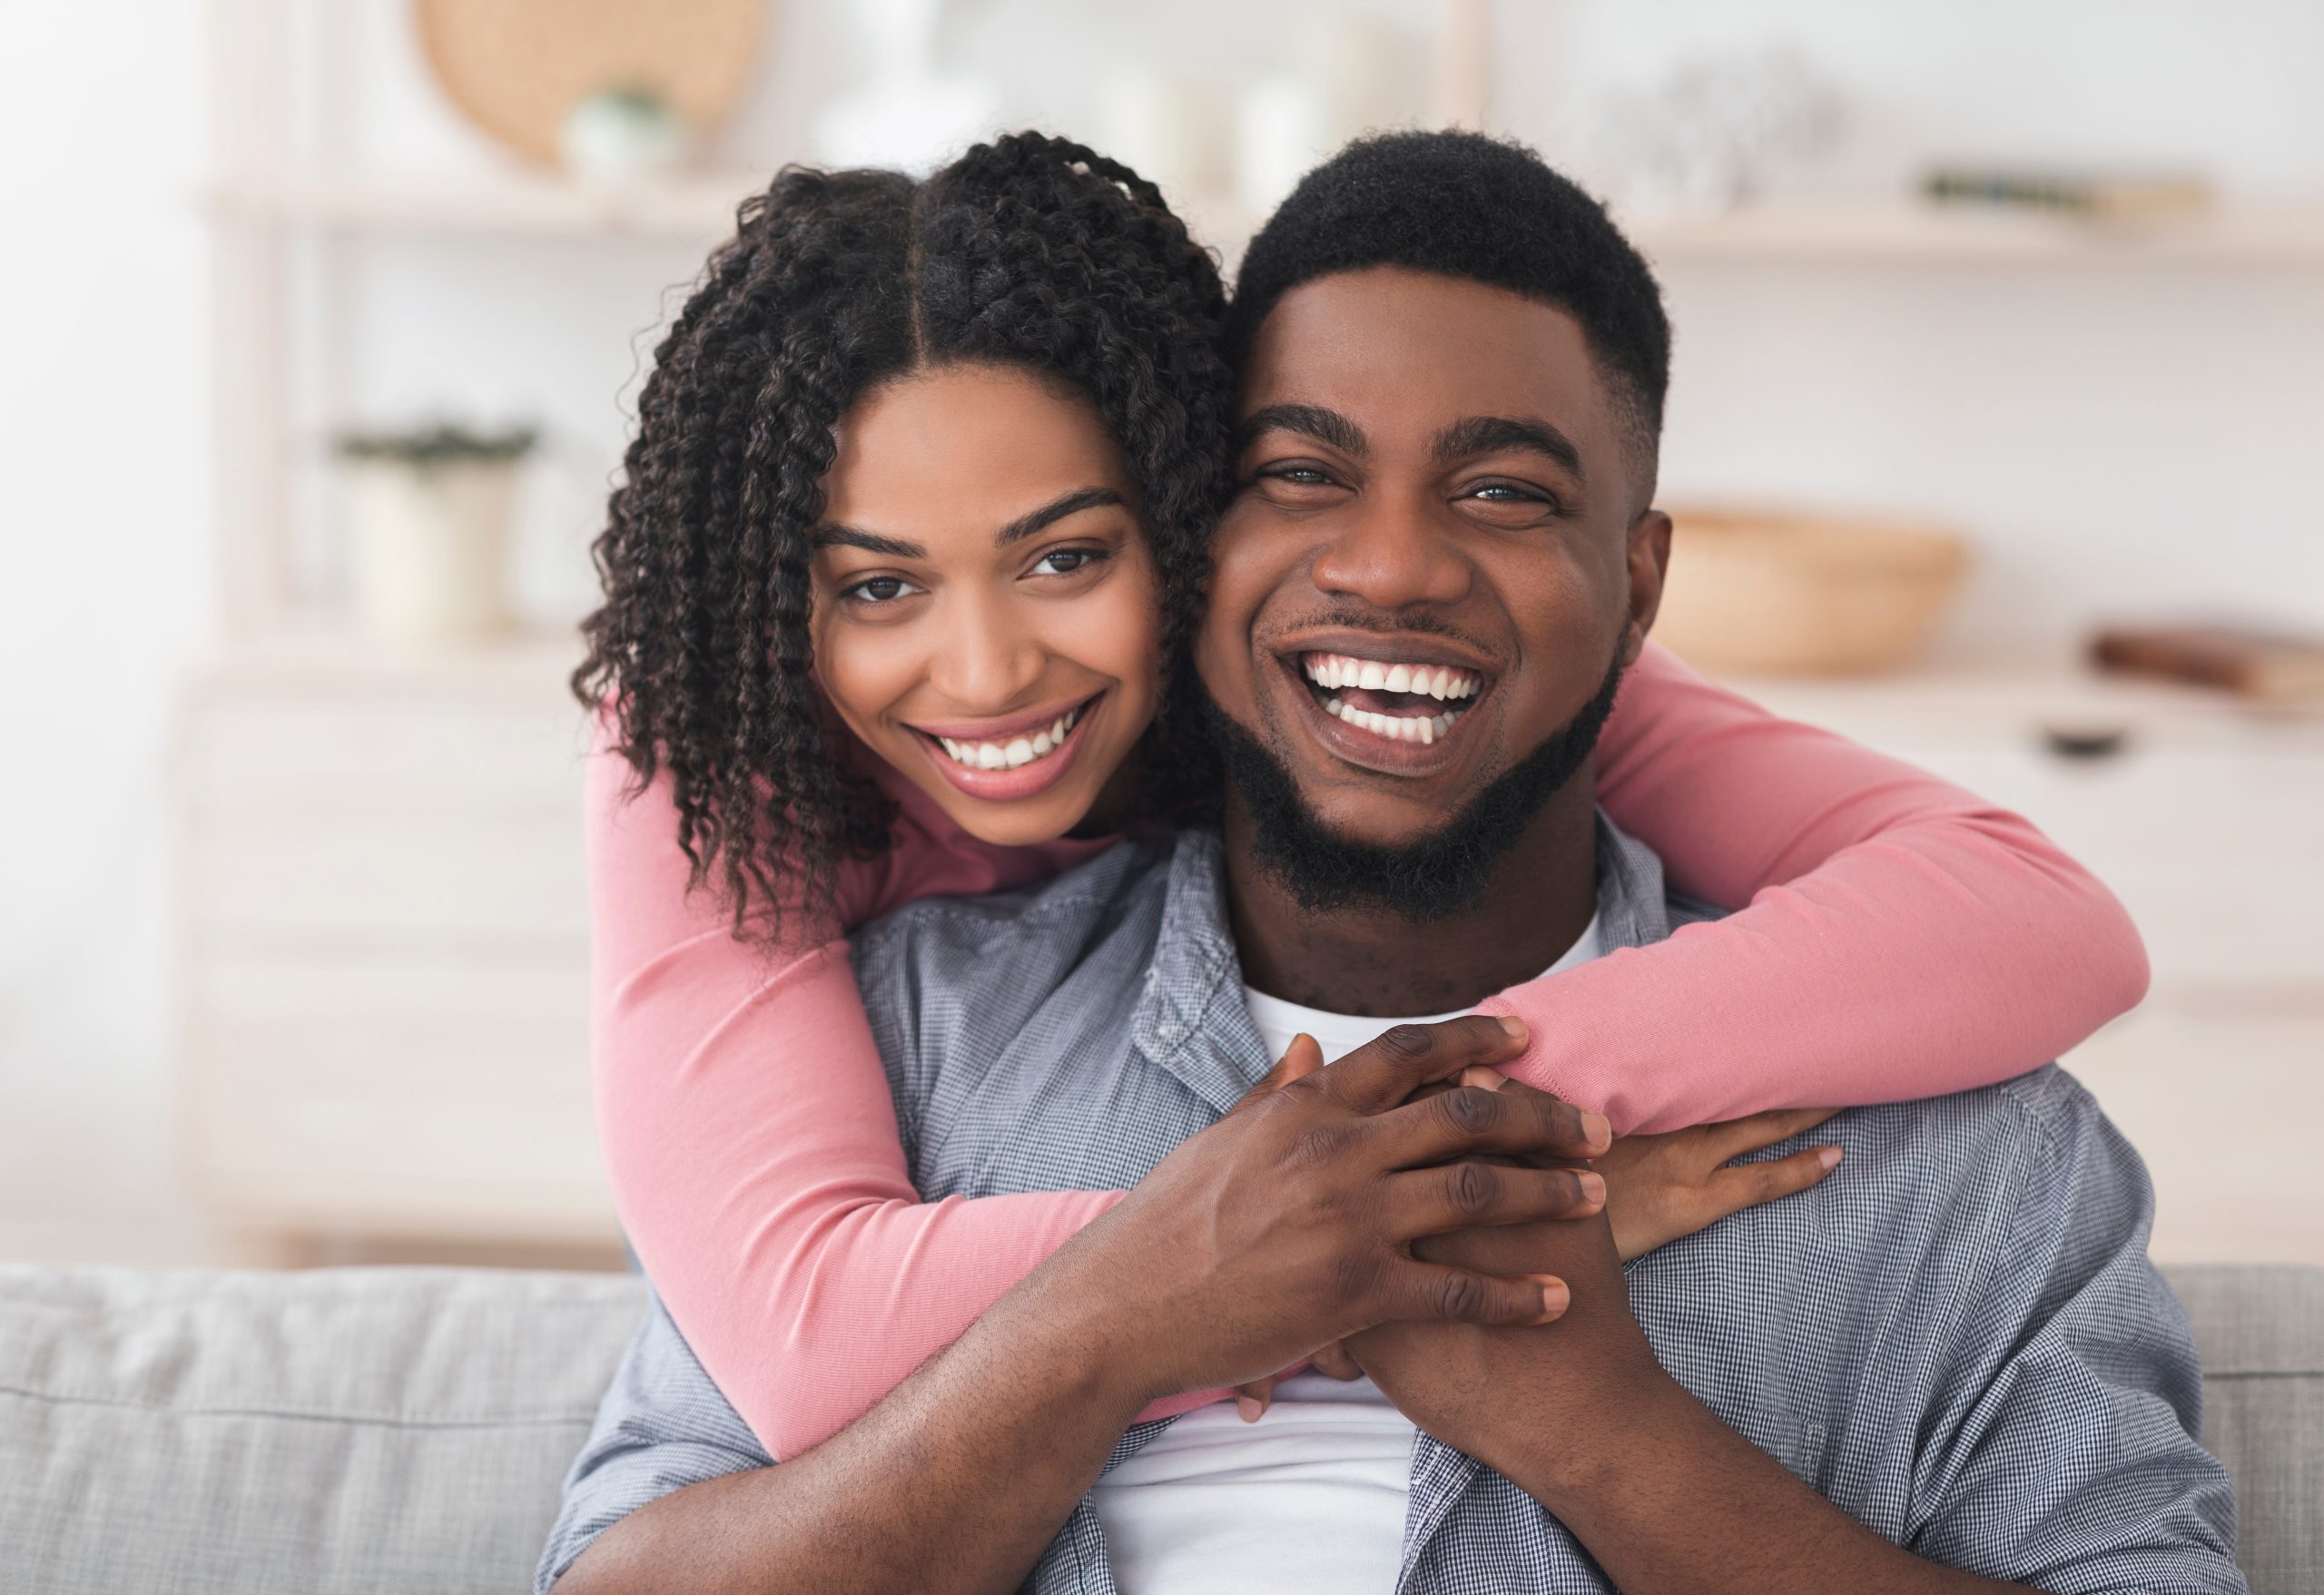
[1087,916,1604,1594]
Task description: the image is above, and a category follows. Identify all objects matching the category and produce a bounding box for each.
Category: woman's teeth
[935,704,1083,772]
[1301,652,1482,746]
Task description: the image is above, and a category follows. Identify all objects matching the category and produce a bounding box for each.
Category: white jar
[345,458,519,644]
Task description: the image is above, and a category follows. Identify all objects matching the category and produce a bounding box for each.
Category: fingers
[1387,1159,1606,1236]
[1709,1144,1843,1220]
[1368,1078,1611,1170]
[1703,1106,1840,1163]
[1228,1032,1325,1115]
[1324,1016,1529,1114]
[1307,1340,1364,1381]
[1234,1374,1279,1422]
[1384,1262,1571,1328]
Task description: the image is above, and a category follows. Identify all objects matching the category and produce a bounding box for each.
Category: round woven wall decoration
[415,0,764,167]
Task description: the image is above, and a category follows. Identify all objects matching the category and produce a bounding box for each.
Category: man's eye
[1462,481,1561,516]
[842,575,921,605]
[1031,547,1108,577]
[1260,466,1334,487]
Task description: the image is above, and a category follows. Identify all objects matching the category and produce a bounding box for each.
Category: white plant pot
[345,459,519,643]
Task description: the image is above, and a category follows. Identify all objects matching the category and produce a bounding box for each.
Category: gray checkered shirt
[541,820,2243,1594]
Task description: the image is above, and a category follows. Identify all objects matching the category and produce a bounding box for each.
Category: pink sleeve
[1476,642,2150,1133]
[586,714,1234,1461]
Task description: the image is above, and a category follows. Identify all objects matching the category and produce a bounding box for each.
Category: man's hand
[1347,1195,1659,1462]
[1234,1087,1839,1419]
[1034,1015,1614,1403]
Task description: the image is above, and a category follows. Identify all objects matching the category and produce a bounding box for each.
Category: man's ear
[1620,508,1672,666]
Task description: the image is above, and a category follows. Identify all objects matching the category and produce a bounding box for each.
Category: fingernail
[1236,1393,1266,1423]
[1459,1065,1502,1090]
[1534,1275,1570,1319]
[1581,1109,1612,1150]
[1578,1170,1607,1205]
[1817,1147,1843,1170]
[1498,1016,1529,1043]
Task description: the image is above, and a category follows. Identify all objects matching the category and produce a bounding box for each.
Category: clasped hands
[1056,1014,1836,1466]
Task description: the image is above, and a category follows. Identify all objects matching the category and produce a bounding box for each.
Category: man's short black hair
[1229,130,1670,500]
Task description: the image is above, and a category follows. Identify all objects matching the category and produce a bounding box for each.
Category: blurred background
[1,0,2318,1273]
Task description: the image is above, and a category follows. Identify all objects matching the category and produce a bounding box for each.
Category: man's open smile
[1274,631,1502,778]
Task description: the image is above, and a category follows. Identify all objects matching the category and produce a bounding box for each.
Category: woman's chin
[938,786,1096,849]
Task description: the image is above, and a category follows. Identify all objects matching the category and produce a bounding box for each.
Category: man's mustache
[1263,607,1497,658]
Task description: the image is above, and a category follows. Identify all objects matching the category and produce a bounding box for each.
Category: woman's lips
[910,694,1101,802]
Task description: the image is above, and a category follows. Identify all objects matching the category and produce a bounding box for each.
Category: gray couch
[1,1263,2316,1594]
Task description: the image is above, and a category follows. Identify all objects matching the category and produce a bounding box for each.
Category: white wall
[0,5,213,1259]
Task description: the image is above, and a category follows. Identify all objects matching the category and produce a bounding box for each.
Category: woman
[576,133,2148,1458]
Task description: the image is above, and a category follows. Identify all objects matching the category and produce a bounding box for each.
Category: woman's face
[810,362,1164,848]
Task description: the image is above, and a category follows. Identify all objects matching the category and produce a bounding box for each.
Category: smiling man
[539,133,2242,1595]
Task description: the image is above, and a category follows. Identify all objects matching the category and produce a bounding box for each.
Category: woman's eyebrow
[997,486,1127,546]
[811,525,924,557]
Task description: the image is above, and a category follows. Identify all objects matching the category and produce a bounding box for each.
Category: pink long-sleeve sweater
[589,641,2150,1462]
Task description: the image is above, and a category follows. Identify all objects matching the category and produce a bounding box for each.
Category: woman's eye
[1031,547,1108,577]
[842,575,921,605]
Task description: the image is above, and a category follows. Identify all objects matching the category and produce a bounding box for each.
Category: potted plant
[333,421,537,644]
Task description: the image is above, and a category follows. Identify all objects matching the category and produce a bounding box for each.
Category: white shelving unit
[183,0,685,1263]
[1741,660,2324,1265]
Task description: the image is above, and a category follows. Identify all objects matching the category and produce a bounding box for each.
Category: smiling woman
[809,365,1162,846]
[575,132,1235,934]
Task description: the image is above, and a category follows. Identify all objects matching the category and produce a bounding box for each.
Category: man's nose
[926,590,1045,709]
[1307,495,1472,611]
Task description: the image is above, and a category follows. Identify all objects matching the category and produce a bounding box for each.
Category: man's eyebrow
[998,486,1128,546]
[810,525,925,558]
[1235,403,1369,458]
[1432,415,1585,479]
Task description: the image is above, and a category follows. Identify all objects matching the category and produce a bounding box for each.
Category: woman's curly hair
[573,132,1236,940]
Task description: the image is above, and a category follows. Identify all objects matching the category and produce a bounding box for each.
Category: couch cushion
[2164,1263,2324,1595]
[1,1263,2316,1593]
[0,1265,645,1595]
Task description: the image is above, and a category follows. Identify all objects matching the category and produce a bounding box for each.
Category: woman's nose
[925,592,1045,710]
[1308,497,1471,611]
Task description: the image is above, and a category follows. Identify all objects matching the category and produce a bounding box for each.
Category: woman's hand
[1590,1105,1841,1261]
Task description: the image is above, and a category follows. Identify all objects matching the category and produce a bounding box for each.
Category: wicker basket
[415,0,763,167]
[1653,506,1970,675]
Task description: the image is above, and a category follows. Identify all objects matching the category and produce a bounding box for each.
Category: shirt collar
[1128,813,1672,1116]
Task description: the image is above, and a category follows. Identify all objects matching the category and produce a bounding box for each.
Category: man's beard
[1203,645,1627,924]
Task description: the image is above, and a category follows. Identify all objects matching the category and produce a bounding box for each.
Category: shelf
[1714,653,2324,751]
[212,172,2324,266]
[187,623,588,706]
[1620,197,2324,266]
[209,172,762,240]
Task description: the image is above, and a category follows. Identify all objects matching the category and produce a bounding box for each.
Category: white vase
[345,459,519,644]
[560,92,690,184]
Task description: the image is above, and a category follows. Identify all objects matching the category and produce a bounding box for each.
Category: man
[539,133,2241,1594]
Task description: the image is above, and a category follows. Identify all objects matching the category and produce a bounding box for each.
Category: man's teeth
[1301,654,1481,701]
[1323,697,1462,744]
[936,705,1082,772]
